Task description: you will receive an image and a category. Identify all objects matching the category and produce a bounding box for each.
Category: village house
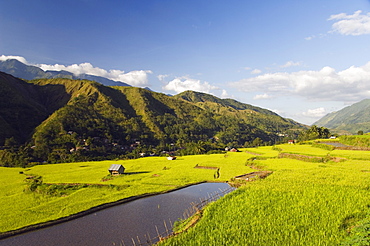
[108,164,125,175]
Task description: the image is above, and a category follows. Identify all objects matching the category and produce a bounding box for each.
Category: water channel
[1,182,233,246]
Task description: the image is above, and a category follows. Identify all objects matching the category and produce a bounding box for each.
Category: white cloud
[0,55,29,64]
[39,62,105,76]
[253,93,272,100]
[39,62,152,87]
[305,35,315,41]
[163,76,218,94]
[251,69,262,74]
[221,89,229,98]
[113,70,153,87]
[157,74,169,81]
[281,61,301,68]
[230,61,370,102]
[329,10,370,36]
[302,107,327,118]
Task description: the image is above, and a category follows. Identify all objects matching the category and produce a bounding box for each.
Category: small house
[108,164,125,175]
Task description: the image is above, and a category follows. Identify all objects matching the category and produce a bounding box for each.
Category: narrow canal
[1,182,233,246]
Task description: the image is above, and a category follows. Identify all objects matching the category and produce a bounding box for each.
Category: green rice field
[0,152,253,234]
[1,143,369,245]
[160,144,370,245]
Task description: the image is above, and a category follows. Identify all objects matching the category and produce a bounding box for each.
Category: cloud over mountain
[0,55,29,64]
[39,62,152,87]
[230,62,370,102]
[163,76,218,94]
[0,56,152,87]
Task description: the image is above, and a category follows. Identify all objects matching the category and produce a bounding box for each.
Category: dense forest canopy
[0,72,306,167]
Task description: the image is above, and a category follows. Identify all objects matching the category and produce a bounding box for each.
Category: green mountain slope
[313,99,370,134]
[0,72,49,144]
[175,90,305,133]
[0,73,306,166]
[175,90,277,115]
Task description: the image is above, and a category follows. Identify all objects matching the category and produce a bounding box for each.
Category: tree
[251,137,263,147]
[298,125,331,141]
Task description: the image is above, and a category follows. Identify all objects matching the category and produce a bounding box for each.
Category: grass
[160,145,370,246]
[1,144,370,245]
[0,152,253,233]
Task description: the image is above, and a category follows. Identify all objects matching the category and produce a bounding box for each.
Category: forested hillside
[314,99,370,134]
[0,72,306,166]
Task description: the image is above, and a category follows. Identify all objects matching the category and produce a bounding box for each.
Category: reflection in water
[1,182,233,246]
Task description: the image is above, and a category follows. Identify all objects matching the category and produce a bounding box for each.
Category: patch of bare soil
[331,157,347,162]
[234,171,273,181]
[279,153,346,163]
[194,165,219,170]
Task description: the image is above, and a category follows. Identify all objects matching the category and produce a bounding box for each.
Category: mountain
[174,91,304,133]
[0,59,47,80]
[313,99,370,134]
[0,72,306,166]
[0,59,131,87]
[0,72,50,144]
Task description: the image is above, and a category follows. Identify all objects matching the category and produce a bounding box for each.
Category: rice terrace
[3,1,370,244]
[1,136,370,245]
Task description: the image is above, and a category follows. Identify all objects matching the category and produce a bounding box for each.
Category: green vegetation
[0,152,254,233]
[341,215,370,245]
[1,142,369,244]
[340,134,370,148]
[297,125,331,141]
[0,73,305,167]
[313,98,370,134]
[160,144,370,246]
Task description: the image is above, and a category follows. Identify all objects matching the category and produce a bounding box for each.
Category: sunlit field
[1,143,369,245]
[0,152,253,233]
[161,144,370,246]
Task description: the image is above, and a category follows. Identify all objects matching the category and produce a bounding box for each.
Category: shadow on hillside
[124,171,150,175]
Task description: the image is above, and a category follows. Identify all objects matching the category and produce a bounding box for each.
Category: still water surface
[1,182,232,246]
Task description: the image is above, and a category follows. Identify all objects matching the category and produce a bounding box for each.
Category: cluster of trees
[297,125,331,141]
[0,110,279,167]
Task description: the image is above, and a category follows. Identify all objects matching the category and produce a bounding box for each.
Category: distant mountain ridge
[0,71,305,166]
[175,90,278,115]
[314,99,370,134]
[0,59,131,87]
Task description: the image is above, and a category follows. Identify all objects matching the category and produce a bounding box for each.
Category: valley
[0,139,369,245]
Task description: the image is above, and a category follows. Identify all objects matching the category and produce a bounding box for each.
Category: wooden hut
[108,164,125,175]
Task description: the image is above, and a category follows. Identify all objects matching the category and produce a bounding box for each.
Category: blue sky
[1,0,370,125]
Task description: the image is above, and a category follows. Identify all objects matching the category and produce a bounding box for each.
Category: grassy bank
[0,152,253,234]
[160,144,370,245]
